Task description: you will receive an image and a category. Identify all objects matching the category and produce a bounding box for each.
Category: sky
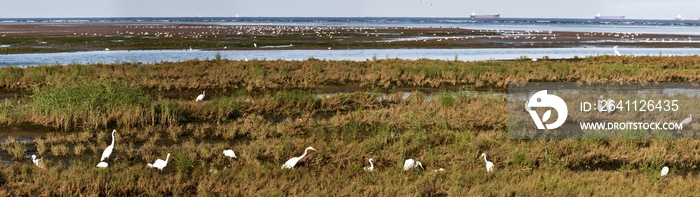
[1,0,699,19]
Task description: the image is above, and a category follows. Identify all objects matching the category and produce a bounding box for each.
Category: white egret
[363,158,374,172]
[403,158,424,171]
[96,161,108,168]
[31,154,45,168]
[105,48,110,51]
[223,149,238,158]
[480,153,494,172]
[100,129,116,161]
[195,91,205,102]
[281,146,317,169]
[661,166,669,176]
[254,43,257,48]
[147,153,171,172]
[531,58,537,62]
[681,114,692,126]
[614,46,621,56]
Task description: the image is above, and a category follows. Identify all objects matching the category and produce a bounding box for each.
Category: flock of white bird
[27,91,681,177]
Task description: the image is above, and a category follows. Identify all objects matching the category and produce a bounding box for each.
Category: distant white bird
[195,91,205,102]
[681,114,692,126]
[147,153,171,172]
[254,43,257,48]
[531,58,537,62]
[661,166,669,176]
[480,153,494,172]
[31,154,45,168]
[100,129,116,161]
[223,149,237,159]
[363,158,374,172]
[281,146,317,169]
[614,45,621,56]
[105,48,110,51]
[96,161,108,168]
[403,158,424,171]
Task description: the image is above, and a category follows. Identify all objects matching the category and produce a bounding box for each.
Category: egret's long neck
[483,155,488,163]
[165,154,170,162]
[110,130,115,146]
[300,149,310,158]
[370,160,374,168]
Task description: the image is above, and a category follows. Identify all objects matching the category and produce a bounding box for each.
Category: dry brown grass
[2,57,700,195]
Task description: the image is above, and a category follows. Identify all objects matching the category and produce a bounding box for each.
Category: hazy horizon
[1,0,699,19]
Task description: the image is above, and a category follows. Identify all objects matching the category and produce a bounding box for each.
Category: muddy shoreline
[2,23,700,54]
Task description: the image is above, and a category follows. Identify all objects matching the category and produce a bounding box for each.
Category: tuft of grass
[51,144,69,157]
[73,144,86,156]
[174,150,193,174]
[9,141,27,161]
[215,52,222,61]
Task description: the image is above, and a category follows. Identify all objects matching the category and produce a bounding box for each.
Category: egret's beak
[311,148,317,151]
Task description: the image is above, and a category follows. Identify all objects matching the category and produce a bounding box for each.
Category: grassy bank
[2,56,700,92]
[1,57,700,195]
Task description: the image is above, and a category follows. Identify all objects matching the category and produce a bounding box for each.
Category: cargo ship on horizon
[676,15,700,20]
[595,13,625,20]
[471,12,500,19]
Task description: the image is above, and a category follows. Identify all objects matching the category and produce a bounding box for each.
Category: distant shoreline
[1,23,699,54]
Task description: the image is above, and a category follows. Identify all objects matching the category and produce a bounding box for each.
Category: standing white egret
[661,166,669,176]
[403,158,424,171]
[681,114,692,126]
[480,153,494,172]
[100,129,116,161]
[281,146,316,169]
[223,149,238,159]
[254,43,257,48]
[363,158,374,172]
[96,161,108,168]
[195,91,205,102]
[31,154,45,168]
[614,46,621,56]
[147,153,171,172]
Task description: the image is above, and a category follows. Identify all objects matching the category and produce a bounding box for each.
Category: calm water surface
[2,47,700,66]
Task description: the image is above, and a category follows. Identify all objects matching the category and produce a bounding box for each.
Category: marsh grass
[51,144,69,157]
[27,80,149,129]
[1,57,700,195]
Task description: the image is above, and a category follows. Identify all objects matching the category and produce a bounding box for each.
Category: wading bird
[614,46,621,56]
[147,153,171,172]
[480,153,494,172]
[195,91,205,102]
[223,149,238,158]
[681,114,692,126]
[403,158,424,171]
[100,129,116,161]
[96,161,108,168]
[31,155,45,168]
[281,146,316,169]
[363,158,374,172]
[661,166,669,176]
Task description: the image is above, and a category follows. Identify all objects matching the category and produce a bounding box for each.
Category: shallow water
[3,47,700,66]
